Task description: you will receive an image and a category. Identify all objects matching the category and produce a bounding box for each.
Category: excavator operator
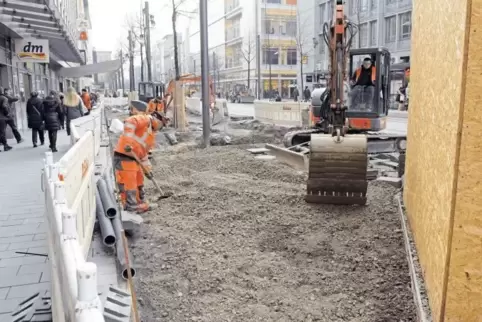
[350,57,376,109]
[113,112,168,213]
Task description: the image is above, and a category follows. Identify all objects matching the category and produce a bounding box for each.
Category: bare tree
[295,12,314,93]
[240,31,256,90]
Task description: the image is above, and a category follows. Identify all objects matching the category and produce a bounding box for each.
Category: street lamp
[312,37,319,86]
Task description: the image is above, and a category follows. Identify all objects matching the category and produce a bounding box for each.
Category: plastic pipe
[96,178,117,218]
[111,215,136,279]
[95,189,116,247]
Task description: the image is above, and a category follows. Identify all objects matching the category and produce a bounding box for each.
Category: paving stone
[0,219,24,227]
[0,288,8,300]
[18,263,48,275]
[0,267,19,276]
[0,249,27,259]
[0,255,46,268]
[8,240,46,251]
[33,234,47,241]
[40,271,51,283]
[6,282,50,299]
[0,235,34,245]
[0,273,41,288]
[0,244,8,252]
[23,217,45,224]
[27,246,48,256]
[0,299,21,313]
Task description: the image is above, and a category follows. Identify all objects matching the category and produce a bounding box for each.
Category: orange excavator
[277,0,406,205]
[131,74,216,116]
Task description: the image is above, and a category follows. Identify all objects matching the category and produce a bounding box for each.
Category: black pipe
[97,178,117,218]
[111,215,136,279]
[95,189,116,247]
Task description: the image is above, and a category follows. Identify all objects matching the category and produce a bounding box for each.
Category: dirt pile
[131,145,415,322]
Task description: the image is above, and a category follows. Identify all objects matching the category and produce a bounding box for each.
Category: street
[226,103,408,135]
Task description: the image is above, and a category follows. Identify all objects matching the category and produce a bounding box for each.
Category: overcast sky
[89,0,199,52]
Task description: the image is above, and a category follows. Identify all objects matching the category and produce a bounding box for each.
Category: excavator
[271,0,406,205]
[130,74,217,117]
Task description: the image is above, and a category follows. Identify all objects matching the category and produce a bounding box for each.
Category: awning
[0,0,84,64]
[57,60,122,78]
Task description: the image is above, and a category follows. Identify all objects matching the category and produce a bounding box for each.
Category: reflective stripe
[124,131,149,148]
[124,122,136,130]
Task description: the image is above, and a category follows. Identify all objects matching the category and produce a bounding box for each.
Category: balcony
[225,2,242,20]
[0,0,84,63]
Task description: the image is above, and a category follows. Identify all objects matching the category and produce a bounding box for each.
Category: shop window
[287,48,297,65]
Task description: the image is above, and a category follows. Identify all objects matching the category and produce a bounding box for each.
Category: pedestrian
[0,92,11,151]
[303,86,311,102]
[81,88,92,115]
[26,91,45,147]
[293,87,299,102]
[42,90,64,152]
[58,92,65,130]
[63,87,84,136]
[0,87,23,144]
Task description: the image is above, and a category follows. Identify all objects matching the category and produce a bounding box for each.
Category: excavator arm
[164,74,216,112]
[305,0,369,206]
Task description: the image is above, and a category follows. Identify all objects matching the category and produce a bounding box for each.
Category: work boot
[4,145,12,151]
[17,138,24,144]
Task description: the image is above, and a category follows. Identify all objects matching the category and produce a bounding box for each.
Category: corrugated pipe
[95,189,116,247]
[111,215,136,279]
[97,178,117,218]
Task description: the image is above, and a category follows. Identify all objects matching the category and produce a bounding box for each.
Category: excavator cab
[347,47,391,131]
[138,82,165,103]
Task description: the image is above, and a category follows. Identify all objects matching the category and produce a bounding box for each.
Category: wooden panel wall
[403,0,471,321]
[445,1,482,321]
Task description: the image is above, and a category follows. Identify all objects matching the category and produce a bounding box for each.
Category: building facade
[0,0,93,131]
[302,0,412,88]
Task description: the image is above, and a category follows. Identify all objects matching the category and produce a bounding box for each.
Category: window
[370,0,377,10]
[350,0,368,14]
[320,4,325,22]
[286,20,297,36]
[287,48,297,65]
[399,12,411,40]
[359,23,368,47]
[264,19,275,34]
[386,0,401,4]
[385,16,396,42]
[369,20,377,46]
[360,0,368,11]
[263,48,279,65]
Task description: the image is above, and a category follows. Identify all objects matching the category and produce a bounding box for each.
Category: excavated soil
[131,144,416,322]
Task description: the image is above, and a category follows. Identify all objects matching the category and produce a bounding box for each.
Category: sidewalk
[0,130,71,319]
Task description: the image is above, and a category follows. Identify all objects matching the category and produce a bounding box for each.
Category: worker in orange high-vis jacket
[350,57,376,109]
[147,95,168,114]
[113,112,168,213]
[81,89,92,115]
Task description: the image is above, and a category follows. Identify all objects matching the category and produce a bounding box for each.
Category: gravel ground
[131,143,416,322]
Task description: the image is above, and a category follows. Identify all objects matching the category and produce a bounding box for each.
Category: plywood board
[403,0,470,320]
[445,1,482,320]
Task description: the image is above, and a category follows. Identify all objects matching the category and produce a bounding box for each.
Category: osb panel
[445,2,482,321]
[403,0,470,321]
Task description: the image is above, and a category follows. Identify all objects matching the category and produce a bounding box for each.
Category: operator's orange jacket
[147,98,165,114]
[114,114,157,163]
[354,66,376,83]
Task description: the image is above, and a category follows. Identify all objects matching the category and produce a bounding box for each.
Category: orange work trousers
[113,155,148,212]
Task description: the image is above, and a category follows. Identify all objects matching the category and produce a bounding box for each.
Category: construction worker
[147,95,166,114]
[113,112,168,213]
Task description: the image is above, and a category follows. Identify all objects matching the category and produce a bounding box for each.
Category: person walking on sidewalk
[0,93,12,151]
[63,87,84,136]
[42,90,64,152]
[26,91,45,147]
[0,87,23,144]
[81,88,92,115]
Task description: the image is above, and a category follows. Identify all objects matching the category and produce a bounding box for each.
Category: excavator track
[306,133,368,205]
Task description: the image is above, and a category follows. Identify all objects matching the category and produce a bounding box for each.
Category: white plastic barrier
[103,97,128,107]
[253,100,310,127]
[43,104,107,321]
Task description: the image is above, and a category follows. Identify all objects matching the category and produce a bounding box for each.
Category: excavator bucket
[306,134,368,205]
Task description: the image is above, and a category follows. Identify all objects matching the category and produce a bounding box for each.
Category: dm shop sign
[14,39,49,63]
